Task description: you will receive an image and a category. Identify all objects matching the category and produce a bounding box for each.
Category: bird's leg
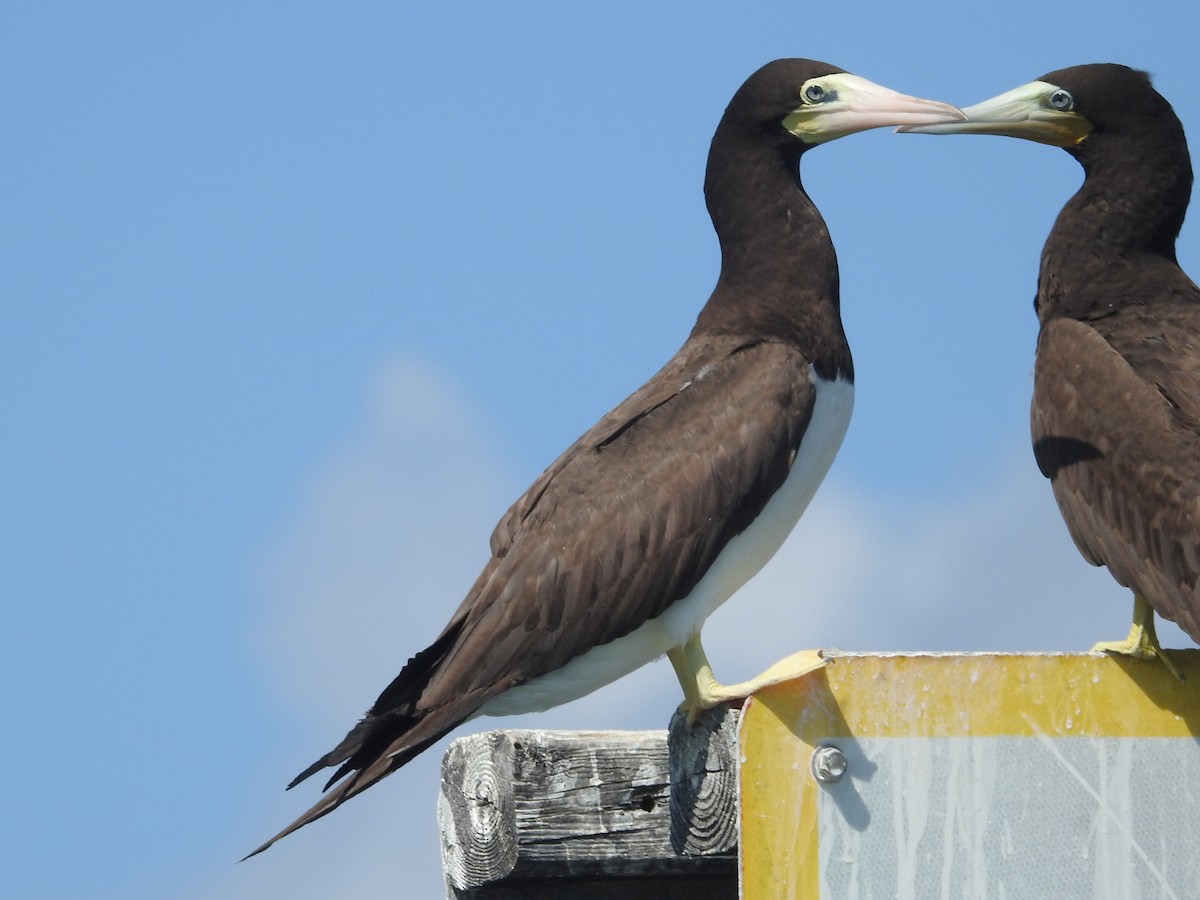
[667,634,725,722]
[1092,595,1184,682]
[667,633,826,724]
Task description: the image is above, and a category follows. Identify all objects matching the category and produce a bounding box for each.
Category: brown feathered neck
[690,114,852,383]
[1038,67,1195,324]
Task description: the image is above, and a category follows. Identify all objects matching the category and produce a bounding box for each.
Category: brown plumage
[247,59,961,857]
[1034,66,1200,643]
[905,64,1200,648]
[257,335,818,852]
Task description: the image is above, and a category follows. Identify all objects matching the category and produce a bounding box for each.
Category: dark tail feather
[241,768,370,861]
[287,755,341,792]
[284,624,468,793]
[285,721,371,790]
[241,730,449,861]
[242,700,481,860]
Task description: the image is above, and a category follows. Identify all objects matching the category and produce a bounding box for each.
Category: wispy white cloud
[253,357,513,726]
[225,357,1185,899]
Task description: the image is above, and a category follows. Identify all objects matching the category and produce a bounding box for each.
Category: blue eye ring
[1049,89,1074,111]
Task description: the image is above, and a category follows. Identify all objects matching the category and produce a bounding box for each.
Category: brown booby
[901,65,1200,675]
[248,59,962,857]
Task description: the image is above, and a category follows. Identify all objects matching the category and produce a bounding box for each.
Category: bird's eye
[1049,89,1074,111]
[804,83,826,103]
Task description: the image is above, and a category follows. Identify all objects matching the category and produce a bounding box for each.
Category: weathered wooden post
[437,707,739,899]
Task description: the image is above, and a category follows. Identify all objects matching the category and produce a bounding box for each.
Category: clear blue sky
[5,3,1200,897]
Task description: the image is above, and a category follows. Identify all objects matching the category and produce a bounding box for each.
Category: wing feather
[1033,314,1200,640]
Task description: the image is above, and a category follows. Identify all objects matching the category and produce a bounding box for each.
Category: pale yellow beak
[897,80,1093,147]
[784,73,965,145]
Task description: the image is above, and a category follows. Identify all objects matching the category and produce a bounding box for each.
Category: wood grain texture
[668,705,740,859]
[439,720,740,899]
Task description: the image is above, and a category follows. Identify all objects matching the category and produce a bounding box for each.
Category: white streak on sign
[816,735,1200,899]
[1019,714,1177,900]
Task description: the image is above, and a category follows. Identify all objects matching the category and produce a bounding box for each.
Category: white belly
[478,371,854,717]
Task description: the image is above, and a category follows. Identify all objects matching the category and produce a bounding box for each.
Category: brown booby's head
[897,63,1192,263]
[897,63,1185,153]
[719,58,964,153]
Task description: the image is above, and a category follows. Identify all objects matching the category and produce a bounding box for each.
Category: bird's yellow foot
[1092,595,1184,682]
[668,636,826,724]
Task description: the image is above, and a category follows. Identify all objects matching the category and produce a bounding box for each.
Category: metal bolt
[811,745,848,784]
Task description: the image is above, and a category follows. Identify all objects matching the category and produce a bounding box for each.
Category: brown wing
[427,334,817,698]
[1032,312,1200,641]
[245,333,820,857]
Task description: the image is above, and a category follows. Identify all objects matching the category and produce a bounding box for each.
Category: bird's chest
[659,373,855,641]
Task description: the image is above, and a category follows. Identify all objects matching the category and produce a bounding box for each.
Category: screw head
[811,745,848,784]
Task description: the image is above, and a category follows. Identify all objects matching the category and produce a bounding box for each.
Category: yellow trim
[738,651,1200,899]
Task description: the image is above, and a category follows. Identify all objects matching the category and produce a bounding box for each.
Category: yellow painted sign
[739,651,1200,899]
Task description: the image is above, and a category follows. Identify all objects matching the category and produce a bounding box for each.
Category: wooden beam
[438,706,740,898]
